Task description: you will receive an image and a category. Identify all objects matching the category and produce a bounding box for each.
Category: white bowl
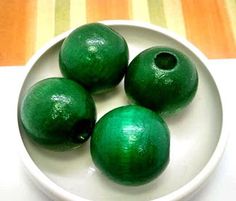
[17,20,227,201]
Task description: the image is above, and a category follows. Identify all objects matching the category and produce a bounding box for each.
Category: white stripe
[36,0,55,50]
[70,0,87,28]
[131,0,150,22]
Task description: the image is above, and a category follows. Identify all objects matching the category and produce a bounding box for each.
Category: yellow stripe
[55,0,70,35]
[70,0,87,28]
[35,0,55,50]
[131,0,150,22]
[163,0,186,37]
[224,0,236,43]
[147,0,166,27]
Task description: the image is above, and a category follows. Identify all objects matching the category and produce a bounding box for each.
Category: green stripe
[55,0,70,35]
[147,0,166,27]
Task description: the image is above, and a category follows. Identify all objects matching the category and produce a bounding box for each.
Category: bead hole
[71,119,94,143]
[154,52,177,70]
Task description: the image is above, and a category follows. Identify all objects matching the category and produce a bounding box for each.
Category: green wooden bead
[20,78,96,151]
[124,47,198,116]
[90,105,170,186]
[59,23,129,94]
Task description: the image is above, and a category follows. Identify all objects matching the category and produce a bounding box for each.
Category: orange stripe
[86,0,131,22]
[181,0,236,58]
[0,0,31,65]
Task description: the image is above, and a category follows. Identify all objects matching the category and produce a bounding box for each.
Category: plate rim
[17,20,227,201]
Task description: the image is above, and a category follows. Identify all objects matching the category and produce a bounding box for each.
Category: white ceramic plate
[17,20,226,201]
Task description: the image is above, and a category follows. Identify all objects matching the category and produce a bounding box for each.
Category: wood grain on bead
[59,23,129,94]
[90,105,170,186]
[125,46,198,116]
[20,78,96,151]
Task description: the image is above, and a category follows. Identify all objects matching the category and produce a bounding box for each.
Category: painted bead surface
[20,78,96,151]
[59,23,129,94]
[124,46,198,116]
[90,105,170,186]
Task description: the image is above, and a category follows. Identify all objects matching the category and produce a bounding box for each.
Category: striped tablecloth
[0,0,235,66]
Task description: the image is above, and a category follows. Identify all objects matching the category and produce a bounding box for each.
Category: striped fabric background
[0,0,235,66]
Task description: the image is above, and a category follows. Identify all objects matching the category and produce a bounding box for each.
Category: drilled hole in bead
[71,119,95,143]
[154,52,177,70]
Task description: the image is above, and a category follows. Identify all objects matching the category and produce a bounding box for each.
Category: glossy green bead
[20,78,96,151]
[59,23,129,94]
[90,105,170,186]
[124,46,198,116]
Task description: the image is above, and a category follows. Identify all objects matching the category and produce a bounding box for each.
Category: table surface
[0,59,235,201]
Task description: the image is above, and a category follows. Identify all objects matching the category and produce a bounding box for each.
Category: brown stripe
[86,0,131,22]
[181,0,236,58]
